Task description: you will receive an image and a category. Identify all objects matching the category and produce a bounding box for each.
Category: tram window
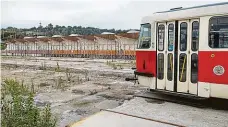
[192,21,199,51]
[158,24,165,51]
[168,24,175,51]
[180,22,188,51]
[138,23,151,49]
[157,53,164,80]
[179,53,187,82]
[167,53,173,81]
[209,16,228,48]
[191,53,198,83]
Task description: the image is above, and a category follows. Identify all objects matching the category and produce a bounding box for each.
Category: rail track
[101,109,186,127]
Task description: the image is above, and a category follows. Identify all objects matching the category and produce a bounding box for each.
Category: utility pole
[15,28,16,39]
[2,29,4,40]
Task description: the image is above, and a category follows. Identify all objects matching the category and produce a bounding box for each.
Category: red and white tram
[135,2,228,99]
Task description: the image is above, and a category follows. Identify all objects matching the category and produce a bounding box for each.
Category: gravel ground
[1,56,143,127]
[2,56,227,127]
[112,97,228,127]
[1,56,135,76]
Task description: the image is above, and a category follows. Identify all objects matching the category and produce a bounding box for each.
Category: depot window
[138,23,151,49]
[209,16,228,48]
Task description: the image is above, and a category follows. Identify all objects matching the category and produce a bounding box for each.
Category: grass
[1,79,57,127]
[106,61,128,70]
[73,101,91,107]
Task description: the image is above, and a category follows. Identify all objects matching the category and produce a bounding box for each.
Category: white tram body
[136,2,228,99]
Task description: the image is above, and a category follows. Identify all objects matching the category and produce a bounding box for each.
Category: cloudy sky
[1,0,226,29]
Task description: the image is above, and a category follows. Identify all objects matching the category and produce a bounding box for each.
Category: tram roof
[142,2,228,23]
[156,2,228,13]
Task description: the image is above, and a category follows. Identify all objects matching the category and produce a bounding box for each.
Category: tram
[135,2,228,99]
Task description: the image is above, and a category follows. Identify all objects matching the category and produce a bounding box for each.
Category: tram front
[134,21,157,89]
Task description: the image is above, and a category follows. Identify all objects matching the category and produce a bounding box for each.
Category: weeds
[31,78,35,93]
[72,89,85,94]
[88,89,97,95]
[112,64,117,70]
[73,101,91,107]
[55,62,61,72]
[106,61,117,69]
[106,61,125,70]
[65,68,73,82]
[119,65,123,69]
[76,76,83,84]
[39,61,47,70]
[39,82,50,87]
[1,79,57,127]
[130,60,136,64]
[14,61,18,68]
[130,60,136,68]
[84,70,90,81]
[56,76,65,90]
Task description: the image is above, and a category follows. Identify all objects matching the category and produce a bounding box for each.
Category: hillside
[1,23,138,41]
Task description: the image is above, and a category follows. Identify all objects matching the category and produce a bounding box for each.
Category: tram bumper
[134,71,154,77]
[135,71,156,89]
[125,71,154,81]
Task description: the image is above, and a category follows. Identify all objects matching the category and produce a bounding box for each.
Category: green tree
[1,24,132,38]
[0,43,7,50]
[47,23,53,30]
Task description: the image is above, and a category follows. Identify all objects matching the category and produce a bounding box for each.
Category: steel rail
[101,109,186,127]
[134,94,207,108]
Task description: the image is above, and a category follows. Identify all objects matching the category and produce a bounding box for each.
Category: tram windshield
[138,23,151,49]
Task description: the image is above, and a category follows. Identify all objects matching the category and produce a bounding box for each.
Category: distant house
[52,35,63,38]
[101,32,115,35]
[69,34,80,36]
[37,36,47,38]
[24,36,34,39]
[127,30,139,33]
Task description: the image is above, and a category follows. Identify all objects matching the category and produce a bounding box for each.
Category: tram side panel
[136,50,156,89]
[198,16,228,99]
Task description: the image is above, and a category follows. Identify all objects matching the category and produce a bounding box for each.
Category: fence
[2,36,138,60]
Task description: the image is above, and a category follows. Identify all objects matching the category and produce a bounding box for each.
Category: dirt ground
[1,56,145,127]
[2,56,228,127]
[113,97,228,127]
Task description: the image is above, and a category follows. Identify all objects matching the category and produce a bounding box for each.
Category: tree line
[1,23,134,41]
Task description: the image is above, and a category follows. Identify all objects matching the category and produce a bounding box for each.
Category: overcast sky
[1,0,226,29]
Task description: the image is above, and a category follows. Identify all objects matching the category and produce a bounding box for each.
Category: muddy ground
[1,56,146,127]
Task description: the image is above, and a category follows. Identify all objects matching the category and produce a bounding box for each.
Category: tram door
[156,19,199,94]
[157,22,175,91]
